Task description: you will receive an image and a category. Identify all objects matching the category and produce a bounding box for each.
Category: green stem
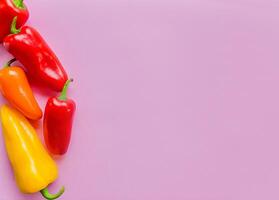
[40,186,65,200]
[11,16,21,34]
[3,58,17,68]
[13,0,25,9]
[58,79,73,100]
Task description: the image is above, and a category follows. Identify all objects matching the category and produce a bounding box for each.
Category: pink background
[0,0,279,199]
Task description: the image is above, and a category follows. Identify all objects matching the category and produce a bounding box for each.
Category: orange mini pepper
[0,58,42,120]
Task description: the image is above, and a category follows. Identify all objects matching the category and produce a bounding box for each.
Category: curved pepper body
[44,97,76,155]
[0,0,29,42]
[0,105,58,193]
[3,26,68,91]
[0,66,42,120]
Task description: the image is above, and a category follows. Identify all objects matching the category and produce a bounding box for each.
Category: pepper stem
[58,79,73,101]
[13,0,25,9]
[11,16,21,34]
[3,58,17,68]
[40,186,65,200]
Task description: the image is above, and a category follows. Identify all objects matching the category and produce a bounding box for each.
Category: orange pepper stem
[40,186,65,200]
[4,58,17,68]
[11,16,21,34]
[58,79,73,101]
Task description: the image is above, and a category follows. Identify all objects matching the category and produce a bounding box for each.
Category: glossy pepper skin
[0,58,42,120]
[0,0,29,42]
[0,105,65,200]
[44,79,76,155]
[3,17,68,91]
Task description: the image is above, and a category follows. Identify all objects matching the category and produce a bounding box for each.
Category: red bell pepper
[0,0,29,42]
[43,79,76,155]
[3,17,68,91]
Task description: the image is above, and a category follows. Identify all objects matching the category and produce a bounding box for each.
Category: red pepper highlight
[0,0,29,42]
[43,79,76,155]
[3,17,68,91]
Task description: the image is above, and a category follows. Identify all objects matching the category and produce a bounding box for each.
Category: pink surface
[0,0,279,199]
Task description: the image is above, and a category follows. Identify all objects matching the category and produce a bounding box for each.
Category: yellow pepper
[0,105,64,200]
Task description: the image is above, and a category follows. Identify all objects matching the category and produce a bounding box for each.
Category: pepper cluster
[0,0,76,199]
